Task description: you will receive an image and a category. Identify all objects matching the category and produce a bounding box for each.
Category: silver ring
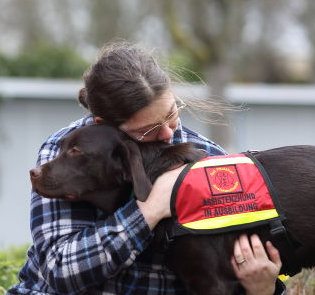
[236,258,246,264]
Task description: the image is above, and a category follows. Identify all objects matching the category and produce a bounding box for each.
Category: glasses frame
[121,96,186,141]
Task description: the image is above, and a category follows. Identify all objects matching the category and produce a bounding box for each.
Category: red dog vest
[170,152,283,236]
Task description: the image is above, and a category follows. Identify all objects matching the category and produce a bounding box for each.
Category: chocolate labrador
[30,124,315,295]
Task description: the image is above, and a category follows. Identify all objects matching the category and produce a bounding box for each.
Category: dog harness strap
[269,219,302,276]
[244,151,284,216]
[170,153,283,236]
[246,151,303,276]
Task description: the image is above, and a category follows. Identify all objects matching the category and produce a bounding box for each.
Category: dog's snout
[30,167,42,179]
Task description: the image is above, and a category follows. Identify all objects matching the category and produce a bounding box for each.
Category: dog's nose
[30,167,42,179]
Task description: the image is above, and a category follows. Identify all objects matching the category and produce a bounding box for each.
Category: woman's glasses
[121,97,186,141]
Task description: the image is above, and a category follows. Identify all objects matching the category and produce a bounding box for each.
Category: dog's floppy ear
[121,140,152,202]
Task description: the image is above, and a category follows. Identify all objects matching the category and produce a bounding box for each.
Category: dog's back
[255,146,315,268]
[165,145,315,294]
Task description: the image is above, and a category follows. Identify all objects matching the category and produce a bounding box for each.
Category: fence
[0,78,314,247]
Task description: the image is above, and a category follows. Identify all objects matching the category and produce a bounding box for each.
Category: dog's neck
[82,184,132,214]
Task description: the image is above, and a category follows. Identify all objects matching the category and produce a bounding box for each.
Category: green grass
[285,269,315,295]
[0,244,29,293]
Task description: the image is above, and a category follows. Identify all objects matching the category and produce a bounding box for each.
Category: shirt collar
[172,119,183,144]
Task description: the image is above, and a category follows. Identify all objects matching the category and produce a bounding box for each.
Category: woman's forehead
[122,90,176,131]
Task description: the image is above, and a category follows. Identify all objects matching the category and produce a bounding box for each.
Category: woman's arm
[31,191,153,294]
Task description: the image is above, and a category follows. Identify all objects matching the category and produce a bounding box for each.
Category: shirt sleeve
[29,129,153,294]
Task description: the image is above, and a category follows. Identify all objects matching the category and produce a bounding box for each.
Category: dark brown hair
[79,43,171,126]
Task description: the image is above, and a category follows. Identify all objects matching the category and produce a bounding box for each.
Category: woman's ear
[94,117,104,124]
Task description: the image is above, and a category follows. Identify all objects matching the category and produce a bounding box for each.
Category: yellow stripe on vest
[182,209,279,230]
[191,157,254,169]
[278,274,290,282]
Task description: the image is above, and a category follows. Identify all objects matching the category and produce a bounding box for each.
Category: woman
[8,43,285,295]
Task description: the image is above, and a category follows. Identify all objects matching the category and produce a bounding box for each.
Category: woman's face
[120,89,180,143]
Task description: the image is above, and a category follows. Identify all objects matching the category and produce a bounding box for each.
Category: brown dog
[30,124,315,295]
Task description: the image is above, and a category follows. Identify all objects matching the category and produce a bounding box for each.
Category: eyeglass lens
[139,101,185,140]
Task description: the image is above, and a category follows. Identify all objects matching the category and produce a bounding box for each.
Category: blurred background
[0,0,315,248]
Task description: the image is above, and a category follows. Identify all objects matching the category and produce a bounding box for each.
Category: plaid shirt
[7,115,285,295]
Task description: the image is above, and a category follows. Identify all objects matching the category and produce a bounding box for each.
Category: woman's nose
[168,118,178,130]
[157,119,178,142]
[157,125,173,142]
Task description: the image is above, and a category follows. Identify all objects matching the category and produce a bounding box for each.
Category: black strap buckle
[165,230,174,244]
[163,230,175,252]
[270,224,287,238]
[269,219,302,276]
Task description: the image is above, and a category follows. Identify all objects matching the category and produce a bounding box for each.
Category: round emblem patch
[205,165,243,195]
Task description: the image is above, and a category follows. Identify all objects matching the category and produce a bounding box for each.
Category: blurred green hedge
[168,50,204,83]
[0,43,88,78]
[0,244,29,293]
[0,44,204,82]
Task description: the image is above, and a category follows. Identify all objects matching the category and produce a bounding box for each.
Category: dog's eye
[67,146,82,156]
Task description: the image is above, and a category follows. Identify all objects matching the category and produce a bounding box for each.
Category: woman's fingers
[233,237,246,264]
[238,234,255,262]
[266,240,282,269]
[249,234,268,260]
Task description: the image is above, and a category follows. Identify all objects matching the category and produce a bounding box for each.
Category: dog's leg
[166,235,240,295]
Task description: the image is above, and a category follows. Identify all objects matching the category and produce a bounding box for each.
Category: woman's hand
[136,165,186,230]
[231,234,282,295]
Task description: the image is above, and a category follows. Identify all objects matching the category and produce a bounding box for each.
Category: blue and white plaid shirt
[7,115,284,295]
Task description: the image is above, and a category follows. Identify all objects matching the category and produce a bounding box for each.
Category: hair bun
[78,87,89,109]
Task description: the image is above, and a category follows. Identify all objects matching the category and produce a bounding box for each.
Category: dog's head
[30,125,154,210]
[30,124,207,212]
